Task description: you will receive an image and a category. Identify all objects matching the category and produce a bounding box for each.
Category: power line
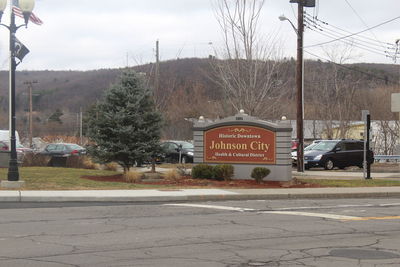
[305,22,382,52]
[303,13,398,60]
[304,50,397,85]
[304,13,395,48]
[304,14,394,49]
[304,15,400,49]
[305,23,393,58]
[343,0,386,51]
[290,2,297,21]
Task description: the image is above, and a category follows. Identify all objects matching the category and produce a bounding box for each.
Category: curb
[1,189,400,202]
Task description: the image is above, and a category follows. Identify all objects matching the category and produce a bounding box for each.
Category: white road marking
[164,203,400,221]
[164,204,360,220]
[260,211,361,220]
[164,203,255,212]
[274,204,373,211]
[379,203,400,207]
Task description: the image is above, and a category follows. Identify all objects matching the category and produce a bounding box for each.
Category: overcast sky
[0,0,398,71]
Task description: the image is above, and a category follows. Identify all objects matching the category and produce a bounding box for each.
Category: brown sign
[204,126,276,164]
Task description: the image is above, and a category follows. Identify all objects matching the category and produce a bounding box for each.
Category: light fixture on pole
[279,15,297,33]
[0,0,35,184]
[18,0,34,24]
[279,13,305,173]
[0,0,6,22]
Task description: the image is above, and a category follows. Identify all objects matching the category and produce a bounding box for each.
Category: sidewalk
[1,170,400,202]
[293,170,400,179]
[1,186,400,202]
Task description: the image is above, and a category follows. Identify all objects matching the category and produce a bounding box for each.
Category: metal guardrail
[374,155,400,162]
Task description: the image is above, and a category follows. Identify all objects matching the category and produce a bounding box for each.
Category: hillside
[0,58,397,139]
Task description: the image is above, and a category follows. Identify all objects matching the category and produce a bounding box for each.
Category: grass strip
[0,167,167,190]
[299,178,400,187]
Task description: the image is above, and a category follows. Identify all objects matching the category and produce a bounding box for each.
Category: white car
[291,140,322,165]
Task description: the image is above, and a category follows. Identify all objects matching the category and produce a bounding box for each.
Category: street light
[0,0,35,183]
[279,15,297,33]
[279,13,305,172]
[0,0,6,22]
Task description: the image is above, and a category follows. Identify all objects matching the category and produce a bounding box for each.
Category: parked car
[0,141,8,151]
[39,143,86,157]
[291,140,298,152]
[38,143,86,167]
[291,140,321,165]
[0,141,32,163]
[17,143,33,154]
[160,141,194,164]
[303,139,374,170]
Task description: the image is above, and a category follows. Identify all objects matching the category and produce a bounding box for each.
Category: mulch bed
[81,174,320,188]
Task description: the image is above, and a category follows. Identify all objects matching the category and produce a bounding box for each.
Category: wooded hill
[0,58,398,140]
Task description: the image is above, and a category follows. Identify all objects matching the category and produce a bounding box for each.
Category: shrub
[22,153,51,167]
[164,169,181,181]
[67,156,99,169]
[124,171,143,183]
[213,164,234,181]
[251,167,271,183]
[191,164,214,179]
[65,156,85,168]
[176,165,190,176]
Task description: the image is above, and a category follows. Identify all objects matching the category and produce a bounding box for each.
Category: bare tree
[211,0,287,118]
[357,86,399,154]
[309,45,361,138]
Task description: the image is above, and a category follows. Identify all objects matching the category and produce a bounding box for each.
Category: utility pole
[296,2,304,172]
[155,40,160,92]
[80,107,83,145]
[366,114,371,179]
[396,39,399,85]
[24,80,38,148]
[288,0,315,172]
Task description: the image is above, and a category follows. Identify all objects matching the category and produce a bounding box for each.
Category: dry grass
[164,169,182,181]
[22,154,99,169]
[81,157,100,169]
[103,162,120,171]
[123,171,144,183]
[158,163,194,169]
[22,153,51,167]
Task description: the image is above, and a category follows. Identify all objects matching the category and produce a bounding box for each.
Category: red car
[0,141,8,151]
[291,140,298,151]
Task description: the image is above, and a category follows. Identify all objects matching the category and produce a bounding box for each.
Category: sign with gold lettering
[204,126,276,164]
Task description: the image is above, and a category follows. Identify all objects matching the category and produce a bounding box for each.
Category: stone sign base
[208,164,292,181]
[1,180,25,189]
[193,111,292,181]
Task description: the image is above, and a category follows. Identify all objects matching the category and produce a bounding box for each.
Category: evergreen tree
[86,70,163,173]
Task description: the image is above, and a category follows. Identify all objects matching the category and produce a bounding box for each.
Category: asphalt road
[1,199,400,266]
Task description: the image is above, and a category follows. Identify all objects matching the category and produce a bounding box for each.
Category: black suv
[304,139,374,170]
